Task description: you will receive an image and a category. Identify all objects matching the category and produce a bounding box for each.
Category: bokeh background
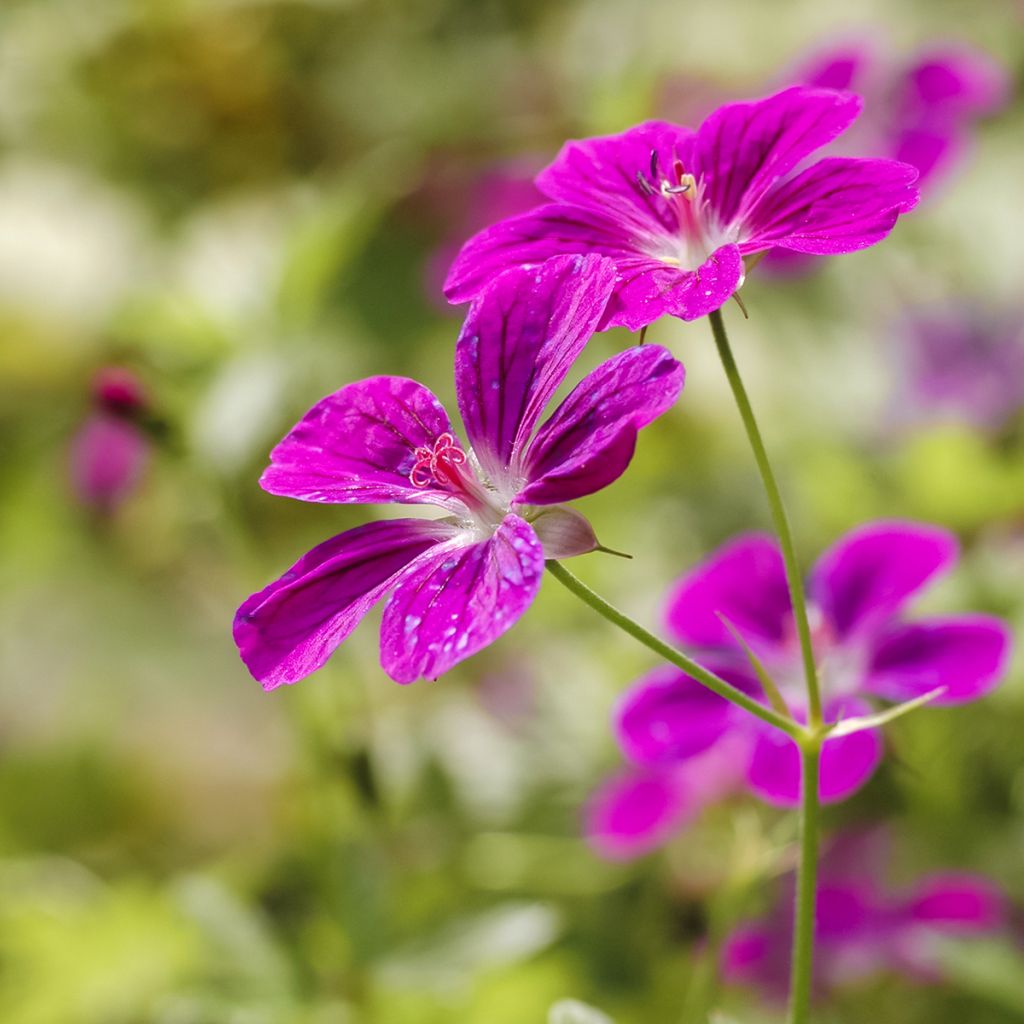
[2,0,1023,1021]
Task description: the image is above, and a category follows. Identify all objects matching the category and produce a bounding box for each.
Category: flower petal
[70,413,150,510]
[746,699,883,806]
[900,874,1005,932]
[606,247,745,329]
[584,770,691,860]
[260,377,465,511]
[899,46,1010,118]
[741,157,920,255]
[535,120,696,236]
[444,203,640,307]
[234,518,454,690]
[443,200,743,331]
[865,615,1011,705]
[889,125,961,187]
[515,344,684,505]
[810,521,958,640]
[613,665,747,768]
[664,534,790,651]
[453,254,615,486]
[796,44,871,91]
[379,513,545,683]
[686,87,862,225]
[723,925,780,990]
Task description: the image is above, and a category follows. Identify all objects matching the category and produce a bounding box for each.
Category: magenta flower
[724,829,1007,998]
[444,87,919,330]
[893,305,1024,433]
[585,521,1010,857]
[69,367,151,513]
[794,40,1008,189]
[234,255,684,688]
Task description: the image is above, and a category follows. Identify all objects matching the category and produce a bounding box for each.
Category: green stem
[787,737,822,1024]
[546,560,799,738]
[707,309,823,726]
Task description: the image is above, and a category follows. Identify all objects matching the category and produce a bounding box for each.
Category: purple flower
[794,40,1008,190]
[69,367,151,513]
[234,255,684,689]
[893,305,1024,433]
[586,521,1010,857]
[444,87,919,330]
[724,829,1007,998]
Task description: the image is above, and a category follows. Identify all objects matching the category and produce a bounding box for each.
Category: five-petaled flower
[234,254,685,688]
[724,829,1006,999]
[585,521,1011,859]
[444,87,920,330]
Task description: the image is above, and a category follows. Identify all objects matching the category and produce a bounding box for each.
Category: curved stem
[546,560,799,738]
[707,309,823,726]
[787,737,822,1024]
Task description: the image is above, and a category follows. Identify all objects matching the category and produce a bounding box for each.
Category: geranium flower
[892,304,1024,433]
[724,829,1006,999]
[793,40,1008,190]
[234,255,684,688]
[444,87,919,330]
[585,521,1010,857]
[69,367,152,513]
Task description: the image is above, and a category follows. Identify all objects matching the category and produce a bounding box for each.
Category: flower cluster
[587,521,1010,858]
[234,85,1012,979]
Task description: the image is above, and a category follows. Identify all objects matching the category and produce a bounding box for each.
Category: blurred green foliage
[0,0,1022,1021]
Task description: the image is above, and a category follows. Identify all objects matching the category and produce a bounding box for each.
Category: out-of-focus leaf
[937,936,1024,1013]
[377,902,561,991]
[276,147,417,328]
[548,998,614,1024]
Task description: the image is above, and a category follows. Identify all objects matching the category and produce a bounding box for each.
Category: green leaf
[717,614,791,718]
[827,687,946,738]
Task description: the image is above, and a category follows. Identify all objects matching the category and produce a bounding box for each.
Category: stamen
[636,171,656,196]
[409,432,469,489]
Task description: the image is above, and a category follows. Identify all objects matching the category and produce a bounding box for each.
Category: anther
[409,432,468,489]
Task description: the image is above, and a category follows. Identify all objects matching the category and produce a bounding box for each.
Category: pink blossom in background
[445,87,918,330]
[763,40,1008,274]
[585,521,1011,858]
[422,160,542,307]
[796,39,1007,188]
[234,255,684,689]
[69,367,151,513]
[724,829,1007,998]
[891,305,1024,433]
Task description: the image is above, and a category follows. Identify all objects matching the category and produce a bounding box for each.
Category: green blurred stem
[788,734,823,1024]
[545,561,799,738]
[707,308,824,727]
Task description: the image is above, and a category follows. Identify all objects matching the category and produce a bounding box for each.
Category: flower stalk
[707,307,825,1023]
[788,733,823,1024]
[707,307,823,726]
[545,560,800,739]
